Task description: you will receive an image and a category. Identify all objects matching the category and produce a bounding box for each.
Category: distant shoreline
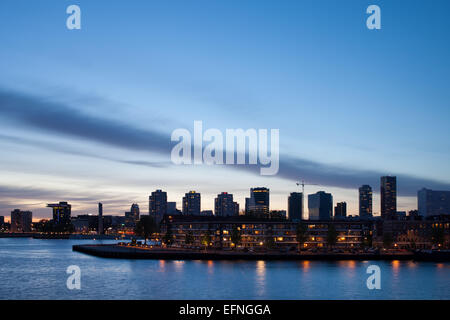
[72,244,450,262]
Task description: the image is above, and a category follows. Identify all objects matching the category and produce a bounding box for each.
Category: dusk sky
[1,0,450,220]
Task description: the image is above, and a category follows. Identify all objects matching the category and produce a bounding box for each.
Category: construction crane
[296,179,319,220]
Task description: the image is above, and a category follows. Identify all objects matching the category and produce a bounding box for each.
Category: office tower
[10,209,32,232]
[418,188,450,216]
[47,202,71,225]
[167,202,178,214]
[149,189,168,222]
[245,187,270,217]
[182,191,201,215]
[124,203,140,227]
[359,185,373,218]
[215,192,238,217]
[130,203,140,221]
[98,203,103,235]
[288,192,303,221]
[234,202,240,216]
[245,197,254,215]
[334,202,347,220]
[381,176,397,219]
[308,191,333,220]
[0,216,4,225]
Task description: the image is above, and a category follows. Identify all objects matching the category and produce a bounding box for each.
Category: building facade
[11,209,32,232]
[149,189,168,223]
[245,187,270,217]
[288,192,303,222]
[47,202,71,225]
[215,192,238,217]
[359,185,373,219]
[160,215,373,249]
[418,188,450,217]
[183,191,201,215]
[381,176,397,219]
[334,202,347,220]
[308,191,333,220]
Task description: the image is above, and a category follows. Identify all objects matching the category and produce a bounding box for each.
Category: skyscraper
[130,203,140,221]
[381,176,397,219]
[149,189,168,223]
[215,192,238,217]
[334,202,347,220]
[183,191,201,215]
[47,202,71,225]
[245,187,269,217]
[288,192,303,222]
[418,188,450,217]
[308,191,333,220]
[125,203,140,227]
[98,202,103,235]
[11,209,32,232]
[359,185,373,219]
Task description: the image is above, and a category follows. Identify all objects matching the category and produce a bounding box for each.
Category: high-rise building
[308,191,333,220]
[418,188,450,217]
[47,202,71,225]
[11,209,32,232]
[381,176,397,219]
[130,203,140,221]
[125,203,140,227]
[288,192,303,222]
[98,203,103,235]
[183,191,201,215]
[149,189,168,223]
[215,192,238,217]
[0,216,4,225]
[245,187,270,217]
[334,202,347,220]
[359,185,373,219]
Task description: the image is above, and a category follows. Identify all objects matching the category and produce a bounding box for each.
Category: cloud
[0,88,171,154]
[0,134,171,169]
[1,88,449,198]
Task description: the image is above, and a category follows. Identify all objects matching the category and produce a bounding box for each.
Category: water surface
[0,238,448,299]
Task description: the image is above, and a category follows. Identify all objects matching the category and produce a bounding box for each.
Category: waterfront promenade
[73,244,449,261]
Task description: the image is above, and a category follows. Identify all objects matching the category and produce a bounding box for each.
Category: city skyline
[2,179,446,222]
[1,1,450,219]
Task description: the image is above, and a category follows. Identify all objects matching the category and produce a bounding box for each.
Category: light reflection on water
[0,238,449,300]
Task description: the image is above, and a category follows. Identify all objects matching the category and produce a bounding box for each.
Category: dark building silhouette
[308,191,333,220]
[245,187,269,217]
[125,203,140,227]
[334,202,347,220]
[381,176,397,219]
[167,202,178,214]
[149,189,168,223]
[288,192,303,222]
[418,188,450,216]
[215,192,238,217]
[47,202,71,225]
[98,203,103,235]
[183,191,201,215]
[359,185,373,219]
[11,209,32,232]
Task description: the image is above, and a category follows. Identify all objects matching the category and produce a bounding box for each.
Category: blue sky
[0,0,449,219]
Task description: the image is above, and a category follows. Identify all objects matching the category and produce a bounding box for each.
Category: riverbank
[0,233,134,240]
[72,244,450,261]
